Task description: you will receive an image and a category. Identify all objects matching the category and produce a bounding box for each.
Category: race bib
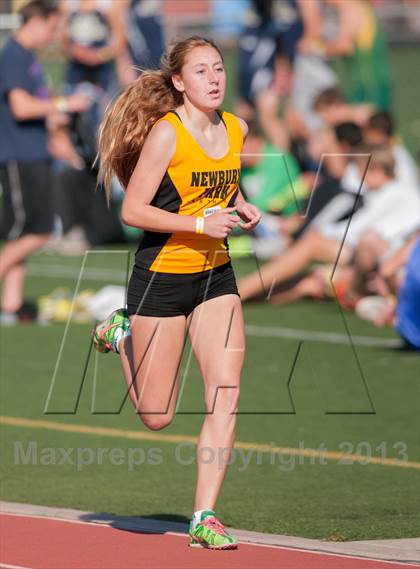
[203,206,221,217]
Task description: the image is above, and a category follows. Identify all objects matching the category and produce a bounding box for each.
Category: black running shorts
[126,262,239,317]
[0,161,55,239]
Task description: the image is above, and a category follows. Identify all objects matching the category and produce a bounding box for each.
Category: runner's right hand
[203,207,240,238]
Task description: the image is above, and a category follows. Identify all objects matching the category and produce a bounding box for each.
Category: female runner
[93,36,261,549]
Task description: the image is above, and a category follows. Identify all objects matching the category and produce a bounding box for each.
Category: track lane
[1,514,417,569]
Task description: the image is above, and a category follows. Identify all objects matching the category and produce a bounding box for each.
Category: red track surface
[0,513,415,569]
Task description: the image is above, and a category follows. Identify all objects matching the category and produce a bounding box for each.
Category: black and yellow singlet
[134,110,243,274]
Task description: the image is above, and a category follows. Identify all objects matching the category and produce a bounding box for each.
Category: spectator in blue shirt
[0,0,88,324]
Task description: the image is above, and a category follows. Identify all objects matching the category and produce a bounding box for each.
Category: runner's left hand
[235,202,261,231]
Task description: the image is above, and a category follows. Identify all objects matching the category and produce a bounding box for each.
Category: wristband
[195,217,204,234]
[53,96,68,113]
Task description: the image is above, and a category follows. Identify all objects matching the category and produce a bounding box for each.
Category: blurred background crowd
[0,0,419,347]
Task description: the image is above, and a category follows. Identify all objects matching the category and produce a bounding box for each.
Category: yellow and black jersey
[134,110,243,274]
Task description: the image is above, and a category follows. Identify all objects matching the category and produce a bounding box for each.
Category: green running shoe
[92,308,130,354]
[189,510,238,550]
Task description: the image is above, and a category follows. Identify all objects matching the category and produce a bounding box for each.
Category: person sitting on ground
[363,110,418,189]
[307,111,419,196]
[238,144,420,302]
[292,122,365,240]
[286,87,369,174]
[336,225,418,310]
[247,121,366,252]
[353,232,420,351]
[313,86,374,128]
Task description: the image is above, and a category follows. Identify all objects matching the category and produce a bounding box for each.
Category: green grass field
[1,249,419,541]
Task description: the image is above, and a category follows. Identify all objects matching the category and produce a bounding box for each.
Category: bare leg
[188,294,244,511]
[351,230,390,296]
[117,314,187,430]
[238,230,351,301]
[0,233,52,277]
[1,262,26,312]
[270,273,325,304]
[118,333,140,409]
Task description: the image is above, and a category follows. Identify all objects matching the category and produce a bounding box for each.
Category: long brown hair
[97,36,223,198]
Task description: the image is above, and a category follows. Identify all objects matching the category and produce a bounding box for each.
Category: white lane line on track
[0,563,35,569]
[1,513,418,567]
